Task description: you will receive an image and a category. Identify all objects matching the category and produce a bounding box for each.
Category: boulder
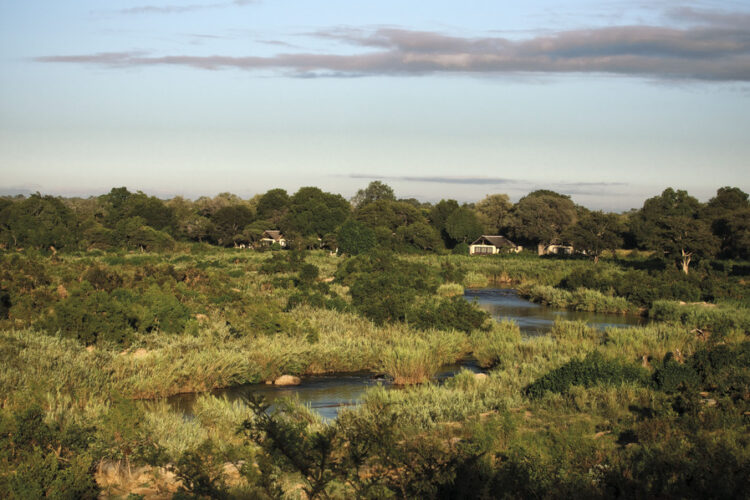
[274,375,301,386]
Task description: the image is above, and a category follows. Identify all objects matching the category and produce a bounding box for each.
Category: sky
[1,0,749,210]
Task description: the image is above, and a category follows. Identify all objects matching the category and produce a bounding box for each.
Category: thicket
[559,263,749,308]
[337,250,488,332]
[526,351,649,398]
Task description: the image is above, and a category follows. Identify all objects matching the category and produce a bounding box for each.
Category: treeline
[1,182,748,272]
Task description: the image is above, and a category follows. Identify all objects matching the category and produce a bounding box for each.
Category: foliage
[475,193,513,234]
[631,188,719,274]
[445,206,484,245]
[210,205,255,246]
[508,190,577,251]
[564,210,623,262]
[350,180,396,209]
[282,186,350,237]
[0,194,79,250]
[336,219,376,255]
[410,296,489,333]
[526,351,649,398]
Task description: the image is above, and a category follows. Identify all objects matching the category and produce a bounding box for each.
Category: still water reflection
[464,287,646,336]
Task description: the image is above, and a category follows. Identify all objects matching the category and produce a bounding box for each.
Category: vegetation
[0,182,748,497]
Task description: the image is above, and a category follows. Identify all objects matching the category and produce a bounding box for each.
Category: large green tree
[445,207,484,244]
[210,205,255,246]
[703,187,750,259]
[475,193,513,234]
[564,211,623,263]
[337,219,376,255]
[509,190,577,255]
[282,187,350,237]
[631,188,718,274]
[256,188,290,223]
[0,194,79,250]
[350,181,396,209]
[356,200,423,232]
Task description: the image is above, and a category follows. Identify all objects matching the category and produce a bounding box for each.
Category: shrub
[463,271,489,288]
[410,296,489,333]
[437,282,464,297]
[526,351,648,398]
[43,288,137,345]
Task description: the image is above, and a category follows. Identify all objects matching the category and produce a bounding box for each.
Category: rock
[195,313,209,322]
[86,345,95,353]
[474,373,488,381]
[57,284,68,298]
[132,348,149,359]
[274,375,301,386]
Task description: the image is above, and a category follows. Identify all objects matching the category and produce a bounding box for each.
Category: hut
[469,235,520,255]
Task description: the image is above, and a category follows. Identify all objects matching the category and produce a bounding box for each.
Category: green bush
[0,406,100,499]
[410,296,489,333]
[526,351,648,398]
[43,287,138,345]
[649,300,750,337]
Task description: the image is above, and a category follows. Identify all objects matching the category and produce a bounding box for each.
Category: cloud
[118,0,255,14]
[349,174,519,185]
[37,8,750,81]
[349,174,631,197]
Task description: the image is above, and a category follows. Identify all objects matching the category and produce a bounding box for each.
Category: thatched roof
[262,230,284,241]
[470,235,516,248]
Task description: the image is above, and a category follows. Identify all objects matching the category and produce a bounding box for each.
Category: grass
[517,283,637,314]
[2,246,748,498]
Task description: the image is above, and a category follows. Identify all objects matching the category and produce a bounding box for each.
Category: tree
[337,219,376,255]
[631,188,718,274]
[564,211,623,263]
[351,181,396,209]
[100,188,176,233]
[475,194,513,234]
[429,199,460,247]
[210,205,255,246]
[703,187,750,259]
[509,190,577,255]
[396,222,443,251]
[282,187,350,237]
[724,207,750,259]
[256,188,290,223]
[445,207,484,244]
[356,200,423,231]
[0,194,78,250]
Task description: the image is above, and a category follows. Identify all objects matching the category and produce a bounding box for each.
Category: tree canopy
[631,188,718,274]
[509,190,577,254]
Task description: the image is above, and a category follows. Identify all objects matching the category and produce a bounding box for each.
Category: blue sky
[1,0,749,210]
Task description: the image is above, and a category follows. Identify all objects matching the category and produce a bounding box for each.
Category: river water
[464,287,646,336]
[169,289,645,419]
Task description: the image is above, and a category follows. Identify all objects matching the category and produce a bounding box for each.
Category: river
[169,288,645,419]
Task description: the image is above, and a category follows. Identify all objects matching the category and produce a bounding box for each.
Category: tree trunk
[537,243,545,256]
[681,249,691,275]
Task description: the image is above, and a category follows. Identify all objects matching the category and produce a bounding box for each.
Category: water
[169,362,485,421]
[169,289,644,418]
[169,372,387,421]
[464,287,646,336]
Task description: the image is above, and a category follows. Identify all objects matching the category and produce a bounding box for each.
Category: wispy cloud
[349,174,519,185]
[118,0,255,15]
[37,7,750,81]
